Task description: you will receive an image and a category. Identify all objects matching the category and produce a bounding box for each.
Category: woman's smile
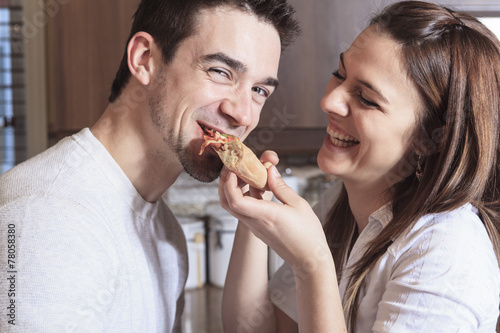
[326,126,359,148]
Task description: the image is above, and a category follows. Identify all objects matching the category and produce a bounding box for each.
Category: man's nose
[220,90,253,127]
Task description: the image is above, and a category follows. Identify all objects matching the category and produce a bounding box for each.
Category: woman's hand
[218,153,331,268]
[219,150,345,333]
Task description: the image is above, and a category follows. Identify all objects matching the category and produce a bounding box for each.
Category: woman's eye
[332,70,345,81]
[331,69,380,109]
[358,94,380,108]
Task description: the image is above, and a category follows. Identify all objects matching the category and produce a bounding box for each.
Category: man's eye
[252,86,269,98]
[209,68,230,79]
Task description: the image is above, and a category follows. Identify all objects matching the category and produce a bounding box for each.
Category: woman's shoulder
[391,203,494,256]
[385,203,499,326]
[388,203,499,297]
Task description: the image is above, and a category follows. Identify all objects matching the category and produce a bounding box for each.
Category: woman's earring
[416,155,423,182]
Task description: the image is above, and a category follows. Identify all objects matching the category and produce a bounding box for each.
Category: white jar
[179,218,206,289]
[208,215,238,288]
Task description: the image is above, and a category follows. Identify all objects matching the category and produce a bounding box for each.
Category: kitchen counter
[182,285,223,333]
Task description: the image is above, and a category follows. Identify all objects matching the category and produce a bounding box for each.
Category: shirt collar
[368,202,393,228]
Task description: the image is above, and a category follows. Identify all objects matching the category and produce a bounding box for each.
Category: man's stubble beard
[171,135,224,183]
[149,90,223,183]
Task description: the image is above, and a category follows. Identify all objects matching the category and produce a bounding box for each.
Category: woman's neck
[343,180,392,233]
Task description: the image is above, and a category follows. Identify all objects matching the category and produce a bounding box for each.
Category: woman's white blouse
[268,181,500,332]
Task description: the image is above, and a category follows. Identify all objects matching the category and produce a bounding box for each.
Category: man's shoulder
[0,130,111,207]
[0,135,81,198]
[0,194,107,234]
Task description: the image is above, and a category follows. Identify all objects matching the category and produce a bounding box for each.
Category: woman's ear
[127,32,156,86]
[412,124,447,157]
[432,125,447,153]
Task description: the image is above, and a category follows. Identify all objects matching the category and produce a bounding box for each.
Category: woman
[219,1,500,332]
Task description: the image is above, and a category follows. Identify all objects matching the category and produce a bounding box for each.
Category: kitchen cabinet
[46,0,139,142]
[249,0,500,157]
[46,0,499,149]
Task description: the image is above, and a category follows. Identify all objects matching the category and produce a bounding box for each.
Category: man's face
[147,7,282,182]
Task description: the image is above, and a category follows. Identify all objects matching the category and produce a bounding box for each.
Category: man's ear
[127,32,156,86]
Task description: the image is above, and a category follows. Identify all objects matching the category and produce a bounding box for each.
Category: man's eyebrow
[202,53,247,73]
[203,52,279,89]
[262,77,280,89]
[339,52,389,104]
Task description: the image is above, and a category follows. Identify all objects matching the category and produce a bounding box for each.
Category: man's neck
[91,104,183,203]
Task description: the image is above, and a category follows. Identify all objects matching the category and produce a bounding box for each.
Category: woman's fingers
[219,168,254,221]
[260,150,279,166]
[267,165,304,208]
[220,164,304,221]
[220,171,277,223]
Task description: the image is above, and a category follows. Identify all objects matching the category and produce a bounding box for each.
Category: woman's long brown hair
[322,1,500,331]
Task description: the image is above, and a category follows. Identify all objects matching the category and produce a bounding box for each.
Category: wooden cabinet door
[47,0,139,141]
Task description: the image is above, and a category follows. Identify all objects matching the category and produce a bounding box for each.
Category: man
[0,0,299,331]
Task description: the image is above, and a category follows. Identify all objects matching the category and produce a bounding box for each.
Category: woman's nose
[320,80,349,117]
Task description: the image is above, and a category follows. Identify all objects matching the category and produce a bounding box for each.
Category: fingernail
[272,166,281,178]
[266,150,278,158]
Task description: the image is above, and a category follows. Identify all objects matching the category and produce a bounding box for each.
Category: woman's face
[317,26,422,191]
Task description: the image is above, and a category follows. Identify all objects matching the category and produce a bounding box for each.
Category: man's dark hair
[108,0,300,103]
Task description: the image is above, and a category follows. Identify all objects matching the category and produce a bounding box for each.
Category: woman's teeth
[327,127,359,148]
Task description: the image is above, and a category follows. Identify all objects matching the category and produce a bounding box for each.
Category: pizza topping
[198,128,238,155]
